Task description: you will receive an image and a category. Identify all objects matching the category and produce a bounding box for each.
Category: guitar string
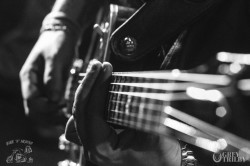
[73,74,233,142]
[108,99,218,141]
[109,91,191,101]
[110,82,216,91]
[107,97,250,153]
[107,103,250,154]
[165,106,250,152]
[73,74,232,141]
[73,73,250,153]
[108,107,214,140]
[77,76,232,99]
[107,80,217,144]
[78,72,231,86]
[107,109,224,153]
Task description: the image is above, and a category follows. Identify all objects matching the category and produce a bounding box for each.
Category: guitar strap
[110,0,225,61]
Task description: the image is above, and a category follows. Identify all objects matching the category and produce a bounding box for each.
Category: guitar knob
[119,36,137,57]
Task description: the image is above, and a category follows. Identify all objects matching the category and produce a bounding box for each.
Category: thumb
[65,116,82,145]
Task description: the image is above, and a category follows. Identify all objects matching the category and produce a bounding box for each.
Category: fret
[106,76,118,122]
[114,76,121,121]
[139,81,153,130]
[138,96,145,128]
[125,94,131,115]
[115,78,123,121]
[126,85,135,128]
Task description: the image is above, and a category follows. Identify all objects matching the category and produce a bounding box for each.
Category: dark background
[0,0,68,165]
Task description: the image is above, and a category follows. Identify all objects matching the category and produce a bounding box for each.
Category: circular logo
[213,153,222,163]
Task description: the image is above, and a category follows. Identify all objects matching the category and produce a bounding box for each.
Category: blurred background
[0,0,68,165]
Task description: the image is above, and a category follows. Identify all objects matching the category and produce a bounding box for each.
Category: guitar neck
[105,70,229,131]
[73,70,250,157]
[77,70,230,133]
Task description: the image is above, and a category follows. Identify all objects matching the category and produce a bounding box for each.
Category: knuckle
[19,67,31,82]
[19,69,25,79]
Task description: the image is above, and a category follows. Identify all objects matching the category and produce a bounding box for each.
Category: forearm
[52,0,84,24]
[51,0,106,31]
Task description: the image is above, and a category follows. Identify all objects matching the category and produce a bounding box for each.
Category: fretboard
[103,70,230,129]
[73,70,250,157]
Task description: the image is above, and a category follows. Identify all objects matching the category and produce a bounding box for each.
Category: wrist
[41,12,82,38]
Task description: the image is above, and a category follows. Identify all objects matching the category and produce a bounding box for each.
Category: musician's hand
[20,31,77,125]
[65,59,181,166]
